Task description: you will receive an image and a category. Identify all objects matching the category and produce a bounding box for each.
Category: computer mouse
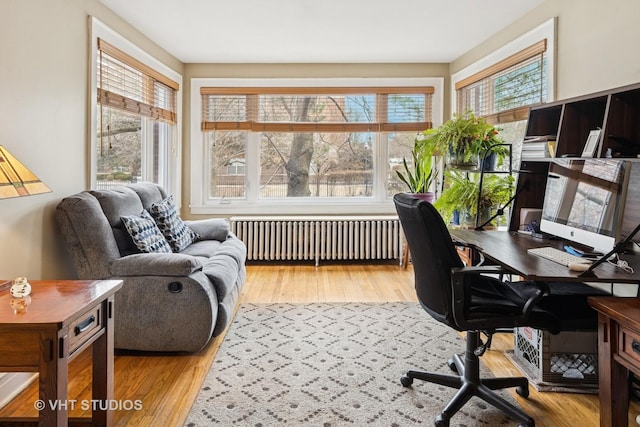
[568,262,590,272]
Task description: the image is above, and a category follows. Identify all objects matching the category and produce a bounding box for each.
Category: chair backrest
[393,193,465,326]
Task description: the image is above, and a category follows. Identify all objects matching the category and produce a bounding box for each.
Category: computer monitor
[540,158,631,253]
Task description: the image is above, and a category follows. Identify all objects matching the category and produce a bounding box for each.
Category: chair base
[401,330,534,427]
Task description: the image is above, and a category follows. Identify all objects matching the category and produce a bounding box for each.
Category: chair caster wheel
[434,415,450,427]
[400,375,413,387]
[447,358,457,373]
[516,385,529,398]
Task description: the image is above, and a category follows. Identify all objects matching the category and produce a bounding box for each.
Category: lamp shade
[0,145,51,199]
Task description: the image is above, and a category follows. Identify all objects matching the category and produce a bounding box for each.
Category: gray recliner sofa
[55,182,246,352]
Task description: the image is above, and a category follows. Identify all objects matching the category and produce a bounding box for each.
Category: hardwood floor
[1,263,637,426]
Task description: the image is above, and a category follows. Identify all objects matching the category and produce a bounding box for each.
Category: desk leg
[598,313,628,427]
[92,296,115,426]
[39,329,69,426]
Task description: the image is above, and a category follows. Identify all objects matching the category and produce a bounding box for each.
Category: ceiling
[99,0,542,64]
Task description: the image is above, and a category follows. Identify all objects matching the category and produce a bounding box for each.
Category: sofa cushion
[179,239,222,258]
[91,187,145,255]
[121,210,172,253]
[149,195,200,252]
[184,218,230,241]
[199,237,247,299]
[128,182,167,210]
[92,187,144,224]
[202,254,240,300]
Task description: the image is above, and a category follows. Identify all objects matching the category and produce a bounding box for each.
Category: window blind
[97,38,178,124]
[201,87,433,132]
[456,40,547,125]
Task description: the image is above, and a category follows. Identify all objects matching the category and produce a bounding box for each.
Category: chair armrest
[519,280,550,323]
[450,266,550,329]
[184,218,230,241]
[450,266,507,328]
[451,265,505,276]
[109,253,203,277]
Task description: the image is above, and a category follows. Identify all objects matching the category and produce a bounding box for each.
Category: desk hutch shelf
[510,82,640,235]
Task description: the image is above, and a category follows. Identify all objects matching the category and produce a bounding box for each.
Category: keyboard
[527,246,592,267]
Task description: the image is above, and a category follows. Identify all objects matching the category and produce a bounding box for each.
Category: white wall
[451,0,640,100]
[0,0,182,280]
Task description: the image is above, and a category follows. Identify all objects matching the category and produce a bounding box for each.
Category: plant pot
[452,209,461,226]
[446,149,478,170]
[408,192,435,203]
[451,209,475,228]
[476,206,493,228]
[479,151,497,171]
[453,209,493,229]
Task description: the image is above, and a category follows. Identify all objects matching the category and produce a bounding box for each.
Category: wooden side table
[0,279,122,427]
[589,296,640,427]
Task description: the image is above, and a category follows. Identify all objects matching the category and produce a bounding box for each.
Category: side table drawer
[68,304,103,353]
[617,324,640,370]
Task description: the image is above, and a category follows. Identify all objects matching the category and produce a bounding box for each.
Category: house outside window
[226,159,245,176]
[190,78,444,215]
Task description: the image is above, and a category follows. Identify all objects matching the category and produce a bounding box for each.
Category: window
[90,18,182,196]
[452,18,556,171]
[191,79,444,215]
[455,40,547,123]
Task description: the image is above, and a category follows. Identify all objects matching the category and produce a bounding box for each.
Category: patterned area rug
[185,302,517,426]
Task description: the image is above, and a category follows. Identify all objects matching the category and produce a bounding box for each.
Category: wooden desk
[449,230,640,425]
[0,279,122,427]
[450,229,640,284]
[589,297,640,427]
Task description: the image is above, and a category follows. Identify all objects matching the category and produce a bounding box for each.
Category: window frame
[451,17,556,117]
[89,17,183,199]
[190,78,444,215]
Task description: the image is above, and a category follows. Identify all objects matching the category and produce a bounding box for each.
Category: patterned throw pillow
[149,195,200,252]
[121,210,172,253]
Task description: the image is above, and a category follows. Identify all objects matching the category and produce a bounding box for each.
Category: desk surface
[450,230,640,284]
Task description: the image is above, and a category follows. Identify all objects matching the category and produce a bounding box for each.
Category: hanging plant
[419,111,508,169]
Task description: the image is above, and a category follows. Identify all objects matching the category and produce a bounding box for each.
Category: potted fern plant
[419,111,507,170]
[434,171,514,228]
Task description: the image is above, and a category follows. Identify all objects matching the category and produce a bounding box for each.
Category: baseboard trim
[0,373,38,409]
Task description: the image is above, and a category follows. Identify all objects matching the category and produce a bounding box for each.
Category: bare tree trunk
[286,97,315,196]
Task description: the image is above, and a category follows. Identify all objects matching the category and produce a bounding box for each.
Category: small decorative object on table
[10,277,31,298]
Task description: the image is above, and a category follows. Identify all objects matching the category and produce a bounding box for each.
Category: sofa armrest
[184,218,230,241]
[109,253,203,277]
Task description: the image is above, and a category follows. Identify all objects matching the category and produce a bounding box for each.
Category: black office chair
[393,193,607,427]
